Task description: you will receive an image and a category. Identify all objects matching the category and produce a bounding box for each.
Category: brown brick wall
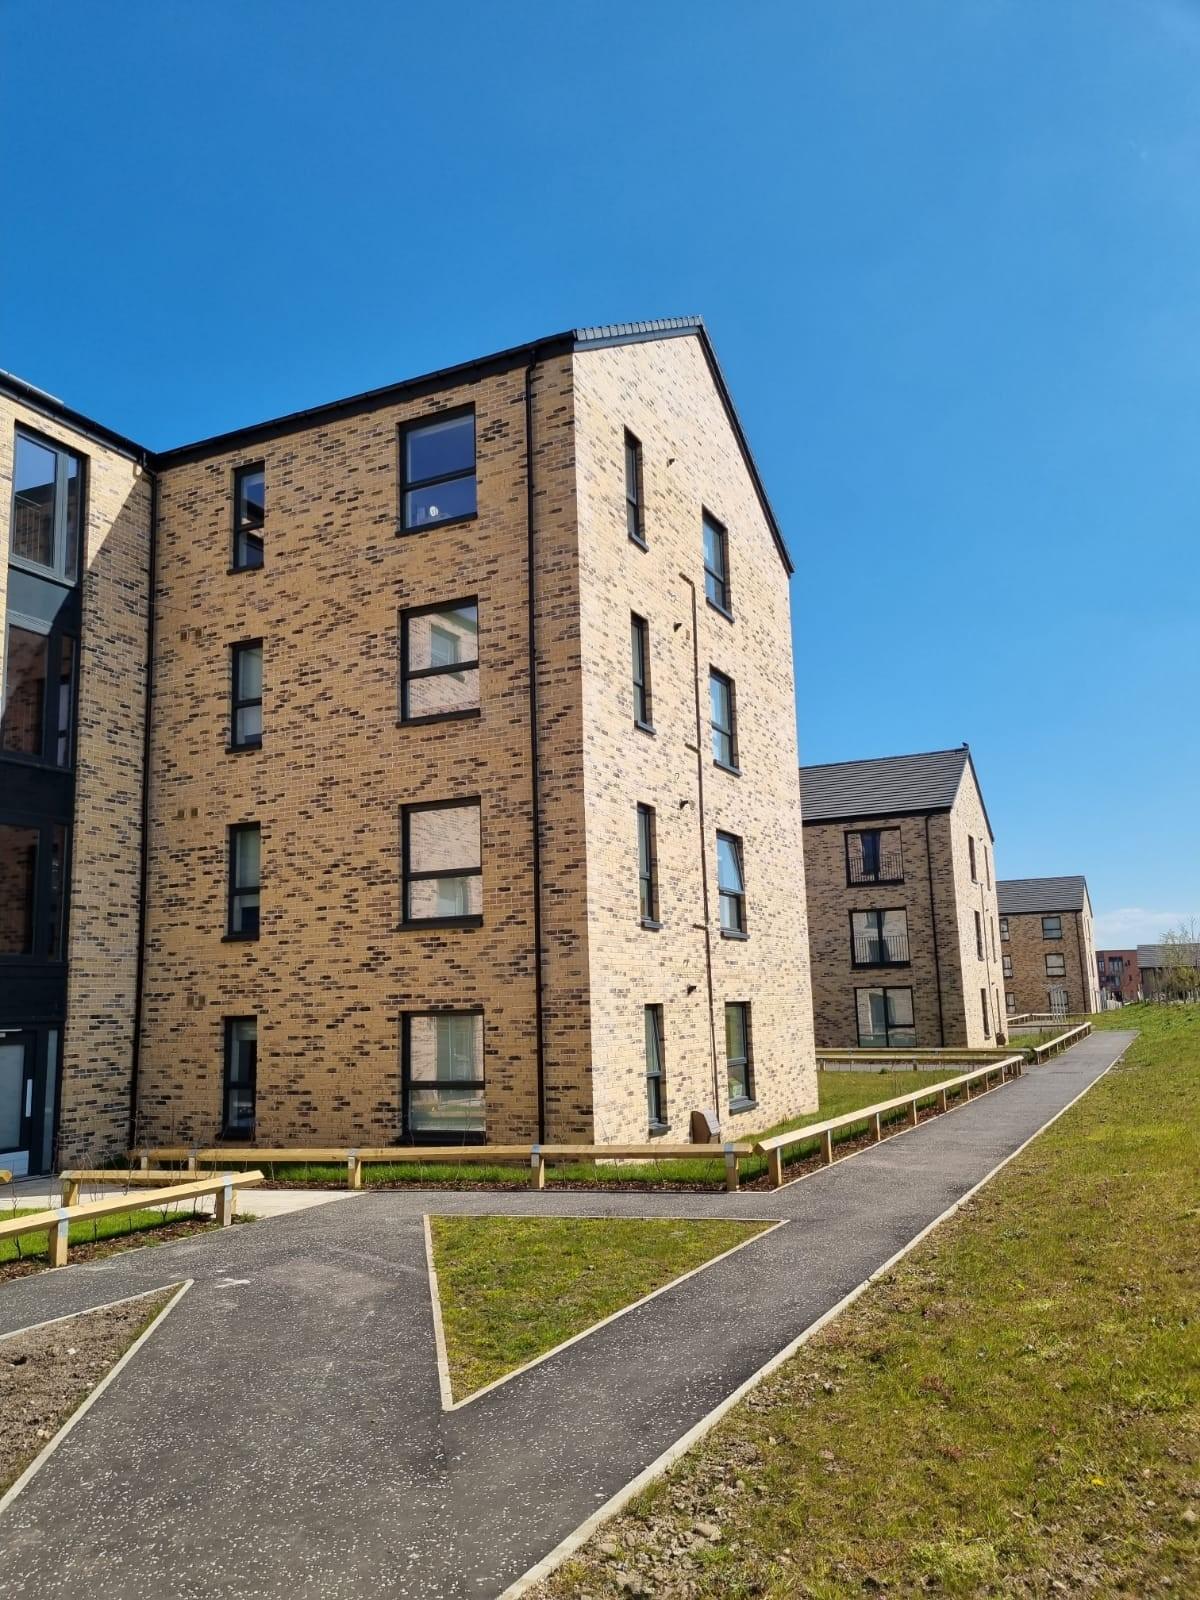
[1003,904,1098,1016]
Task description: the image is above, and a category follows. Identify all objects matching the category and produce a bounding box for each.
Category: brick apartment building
[1137,942,1200,999]
[1,318,816,1173]
[799,746,1005,1050]
[996,876,1099,1017]
[1096,948,1139,1004]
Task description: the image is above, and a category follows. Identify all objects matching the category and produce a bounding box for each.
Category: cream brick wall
[938,767,1003,1045]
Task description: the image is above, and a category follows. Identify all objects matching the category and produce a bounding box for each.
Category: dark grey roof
[997,876,1090,915]
[1137,943,1200,969]
[800,745,976,825]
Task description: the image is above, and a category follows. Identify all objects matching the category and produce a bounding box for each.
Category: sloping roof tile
[800,746,971,824]
[997,876,1090,915]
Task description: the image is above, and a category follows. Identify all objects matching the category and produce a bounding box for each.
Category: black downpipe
[128,464,159,1146]
[924,813,946,1046]
[680,573,721,1111]
[524,354,547,1143]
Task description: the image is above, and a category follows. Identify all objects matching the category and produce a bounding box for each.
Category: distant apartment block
[1,319,816,1173]
[997,876,1099,1017]
[800,746,1004,1049]
[1096,948,1139,1004]
[1137,942,1200,999]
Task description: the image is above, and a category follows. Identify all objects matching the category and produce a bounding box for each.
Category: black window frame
[229,639,263,751]
[968,836,978,882]
[1042,915,1063,940]
[1002,953,1013,978]
[624,429,646,548]
[401,1009,486,1145]
[974,909,984,960]
[854,985,916,1048]
[709,667,739,773]
[981,987,991,1038]
[725,1001,754,1108]
[645,1003,666,1130]
[1006,991,1016,1014]
[999,916,1009,941]
[400,796,483,929]
[850,907,910,968]
[1045,952,1066,977]
[222,1015,258,1140]
[398,406,477,534]
[631,613,653,732]
[0,612,77,768]
[232,462,265,572]
[702,510,732,618]
[0,816,69,964]
[717,830,747,938]
[10,427,85,587]
[399,598,480,726]
[226,822,261,942]
[637,803,659,928]
[845,827,903,886]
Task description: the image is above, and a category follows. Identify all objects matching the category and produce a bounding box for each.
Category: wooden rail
[133,1141,754,1192]
[817,1046,1016,1071]
[0,1171,263,1268]
[1024,1021,1092,1062]
[755,1056,1025,1189]
[58,1168,216,1207]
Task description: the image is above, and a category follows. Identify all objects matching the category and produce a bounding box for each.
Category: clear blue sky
[4,1,1198,945]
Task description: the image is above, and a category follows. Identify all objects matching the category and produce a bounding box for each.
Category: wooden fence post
[529,1146,545,1190]
[938,1088,949,1112]
[48,1214,70,1268]
[346,1151,362,1190]
[768,1148,783,1189]
[821,1129,834,1165]
[63,1178,81,1207]
[872,1112,883,1142]
[908,1098,920,1127]
[214,1181,235,1227]
[186,1150,198,1174]
[723,1144,739,1193]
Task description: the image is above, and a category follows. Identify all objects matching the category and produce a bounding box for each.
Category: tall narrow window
[645,1005,666,1127]
[974,909,984,960]
[999,916,1009,941]
[709,669,738,770]
[230,641,263,749]
[717,831,746,935]
[402,799,482,923]
[1006,992,1016,1014]
[984,845,992,889]
[631,614,653,730]
[1002,953,1013,978]
[1,623,76,767]
[401,600,479,720]
[851,908,909,965]
[637,804,659,926]
[222,1017,257,1138]
[11,431,83,583]
[702,512,731,614]
[232,463,265,570]
[47,824,67,959]
[0,824,38,955]
[227,824,261,939]
[725,1002,753,1105]
[401,410,476,529]
[625,430,645,546]
[968,836,978,881]
[981,988,991,1038]
[403,1011,485,1140]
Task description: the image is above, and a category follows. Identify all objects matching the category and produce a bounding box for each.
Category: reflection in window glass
[1,625,49,756]
[0,824,38,954]
[404,801,482,920]
[402,413,476,529]
[402,603,479,719]
[406,1012,485,1137]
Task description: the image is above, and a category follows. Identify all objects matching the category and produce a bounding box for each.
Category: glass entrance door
[0,1033,34,1176]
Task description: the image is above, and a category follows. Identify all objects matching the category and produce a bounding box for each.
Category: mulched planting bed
[0,1287,177,1494]
[0,1215,216,1284]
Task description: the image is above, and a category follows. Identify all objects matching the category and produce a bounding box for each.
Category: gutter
[680,573,721,1110]
[128,464,159,1146]
[924,814,946,1046]
[524,353,548,1143]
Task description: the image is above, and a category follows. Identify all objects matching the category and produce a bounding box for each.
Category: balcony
[847,852,904,886]
[853,931,910,966]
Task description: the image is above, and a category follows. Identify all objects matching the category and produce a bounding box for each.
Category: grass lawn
[0,1206,204,1264]
[429,1215,772,1400]
[530,1005,1200,1598]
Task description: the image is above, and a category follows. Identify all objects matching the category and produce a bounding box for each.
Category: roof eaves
[0,368,150,464]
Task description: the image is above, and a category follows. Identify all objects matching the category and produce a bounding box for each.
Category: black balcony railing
[853,931,910,966]
[848,851,904,885]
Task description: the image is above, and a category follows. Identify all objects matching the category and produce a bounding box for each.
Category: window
[717,831,746,935]
[645,1004,666,1127]
[1006,991,1016,1014]
[1,621,75,766]
[1045,953,1066,977]
[637,804,659,926]
[726,1002,753,1105]
[400,600,479,721]
[631,614,653,729]
[1042,915,1062,940]
[856,986,915,1048]
[851,908,909,966]
[625,430,645,546]
[968,836,978,882]
[846,828,903,885]
[403,1011,485,1140]
[401,410,476,530]
[1109,956,1124,974]
[230,641,263,749]
[709,669,738,770]
[981,987,991,1038]
[227,824,261,939]
[402,799,482,924]
[11,431,82,583]
[222,1018,257,1137]
[702,512,731,614]
[991,919,998,961]
[984,845,992,890]
[999,916,1009,941]
[0,821,66,959]
[974,910,984,960]
[232,463,265,570]
[1002,953,1013,978]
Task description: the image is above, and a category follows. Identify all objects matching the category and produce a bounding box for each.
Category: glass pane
[40,1030,58,1171]
[0,1042,25,1149]
[886,989,914,1028]
[409,1012,482,1084]
[406,667,478,718]
[407,874,482,920]
[236,704,263,744]
[232,892,260,937]
[64,456,81,582]
[237,467,265,529]
[235,529,264,569]
[406,413,474,484]
[644,1007,662,1072]
[625,439,639,503]
[717,835,743,894]
[408,804,480,874]
[56,636,75,765]
[408,1085,485,1135]
[407,606,478,673]
[856,989,886,1046]
[237,645,263,700]
[1,625,49,755]
[234,828,260,889]
[47,826,67,958]
[725,1003,746,1063]
[703,516,723,576]
[12,435,56,568]
[404,473,477,528]
[0,825,38,954]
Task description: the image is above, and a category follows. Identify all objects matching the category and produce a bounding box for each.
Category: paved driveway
[0,1031,1134,1599]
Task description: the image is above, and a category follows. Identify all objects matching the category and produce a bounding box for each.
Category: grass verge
[529,1007,1199,1598]
[429,1215,771,1400]
[0,1206,205,1265]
